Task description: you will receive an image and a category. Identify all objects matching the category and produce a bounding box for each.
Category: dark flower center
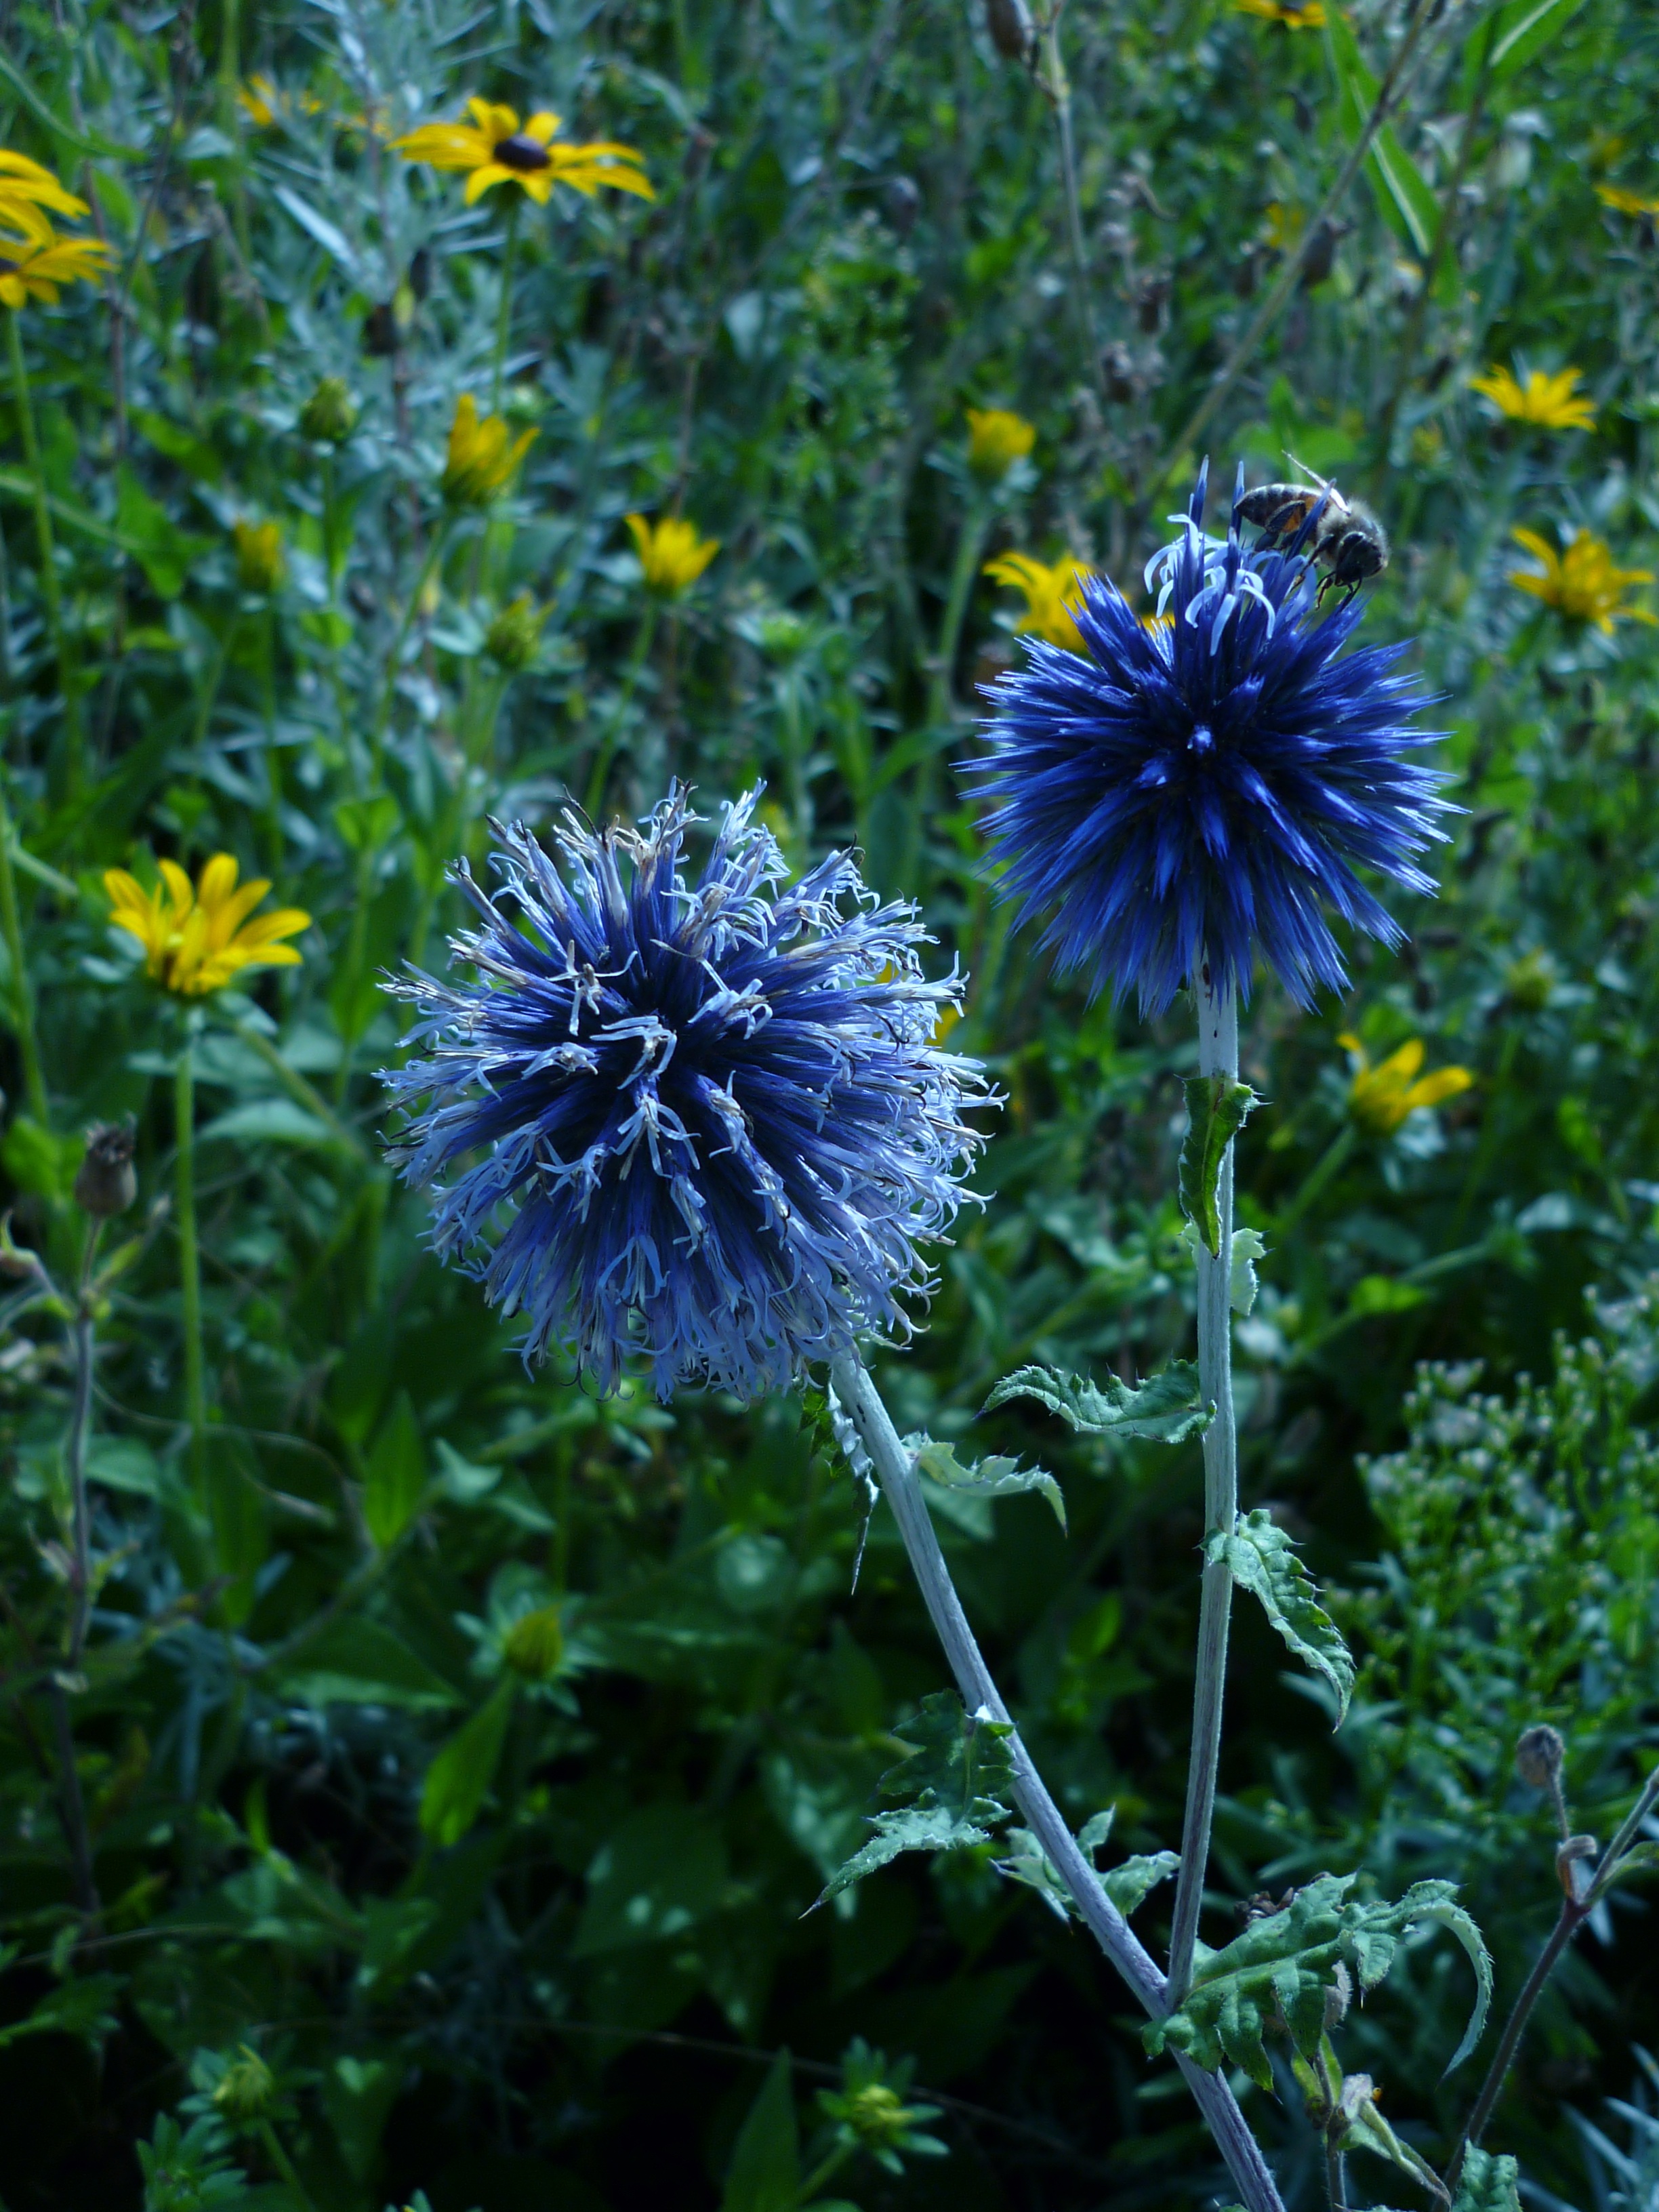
[1187,721,1215,755]
[493,133,553,171]
[0,258,19,275]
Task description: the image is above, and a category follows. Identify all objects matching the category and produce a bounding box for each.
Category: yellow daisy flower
[239,75,280,127]
[1468,363,1597,432]
[0,220,111,308]
[983,550,1094,653]
[1508,527,1656,633]
[1597,184,1659,219]
[392,99,653,206]
[1234,0,1326,27]
[441,393,537,507]
[0,150,89,226]
[105,855,310,998]
[1340,1034,1474,1137]
[626,513,720,596]
[965,407,1036,483]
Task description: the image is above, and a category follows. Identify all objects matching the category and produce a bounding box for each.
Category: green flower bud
[502,1606,564,1682]
[233,518,284,595]
[213,2046,276,2127]
[484,593,547,673]
[300,375,357,445]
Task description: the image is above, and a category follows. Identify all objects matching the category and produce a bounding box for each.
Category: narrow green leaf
[1405,1885,1493,2073]
[1179,1077,1258,1254]
[418,1678,516,1848]
[364,1391,427,1549]
[909,1433,1067,1531]
[985,1361,1211,1446]
[1208,1508,1355,1723]
[1325,5,1441,260]
[721,2049,800,2212]
[1462,0,1587,91]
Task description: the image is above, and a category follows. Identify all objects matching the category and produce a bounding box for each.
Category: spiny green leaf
[995,1822,1177,1925]
[909,1433,1066,1530]
[1103,1850,1182,1920]
[1208,1508,1355,1723]
[815,1694,1016,1906]
[1146,1874,1491,2091]
[985,1361,1211,1446]
[1180,1223,1269,1315]
[1179,1076,1259,1254]
[1452,2147,1522,2212]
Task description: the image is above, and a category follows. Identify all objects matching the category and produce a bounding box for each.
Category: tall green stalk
[492,195,523,412]
[176,1031,208,1495]
[0,776,47,1124]
[7,310,85,793]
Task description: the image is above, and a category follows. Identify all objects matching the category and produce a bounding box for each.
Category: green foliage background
[1,0,1659,2204]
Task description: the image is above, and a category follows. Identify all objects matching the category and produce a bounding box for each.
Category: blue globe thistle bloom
[382,792,988,1399]
[966,463,1451,1015]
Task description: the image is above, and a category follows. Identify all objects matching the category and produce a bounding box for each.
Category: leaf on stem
[1179,1075,1258,1255]
[1145,1873,1492,2089]
[1452,2148,1521,2212]
[908,1433,1066,1530]
[985,1361,1211,1445]
[1206,1508,1355,1721]
[815,1692,1015,1906]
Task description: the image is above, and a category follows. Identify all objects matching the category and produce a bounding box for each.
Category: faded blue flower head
[966,462,1452,1015]
[382,791,988,1399]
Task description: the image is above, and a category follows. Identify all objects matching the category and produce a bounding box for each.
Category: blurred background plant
[1,0,1658,2205]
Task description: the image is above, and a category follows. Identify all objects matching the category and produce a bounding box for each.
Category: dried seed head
[1515,1723,1565,1791]
[74,1122,136,1218]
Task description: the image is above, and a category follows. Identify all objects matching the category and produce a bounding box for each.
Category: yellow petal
[1374,1038,1425,1082]
[1406,1067,1475,1111]
[524,112,561,142]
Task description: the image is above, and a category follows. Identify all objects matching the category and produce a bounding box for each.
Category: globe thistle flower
[382,792,987,1399]
[967,462,1450,1015]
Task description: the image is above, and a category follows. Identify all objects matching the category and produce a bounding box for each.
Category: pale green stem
[926,495,989,727]
[262,604,282,874]
[0,776,47,1122]
[583,600,659,820]
[176,1036,207,1496]
[372,524,449,764]
[1166,975,1240,2005]
[491,194,523,413]
[7,309,85,792]
[409,667,512,968]
[1038,9,1100,390]
[256,2118,317,2212]
[192,617,237,752]
[1277,1121,1356,1234]
[333,848,375,1109]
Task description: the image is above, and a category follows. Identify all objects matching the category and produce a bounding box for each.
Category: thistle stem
[0,775,47,1123]
[492,195,522,413]
[1448,1899,1582,2188]
[7,309,85,794]
[830,1349,1284,2212]
[176,1035,208,1496]
[1167,975,1240,2005]
[67,1222,99,1668]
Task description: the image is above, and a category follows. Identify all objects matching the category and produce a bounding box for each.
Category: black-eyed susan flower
[626,513,719,596]
[965,407,1035,483]
[0,150,90,227]
[392,100,652,206]
[983,550,1094,653]
[1234,0,1326,26]
[1341,1033,1473,1136]
[0,199,110,310]
[1469,363,1596,432]
[441,393,537,507]
[104,855,310,998]
[1508,527,1656,632]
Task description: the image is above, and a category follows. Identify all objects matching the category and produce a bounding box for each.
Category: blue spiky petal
[381,791,989,1399]
[965,463,1452,1015]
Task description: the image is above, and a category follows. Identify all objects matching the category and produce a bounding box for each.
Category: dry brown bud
[1515,1723,1565,1791]
[75,1122,137,1218]
[985,0,1034,61]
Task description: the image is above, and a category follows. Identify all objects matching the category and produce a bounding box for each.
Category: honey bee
[1236,461,1390,602]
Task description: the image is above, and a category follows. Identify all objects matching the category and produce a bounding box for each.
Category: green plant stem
[7,309,85,793]
[798,2143,855,2201]
[47,1681,100,1919]
[176,1036,208,1496]
[256,2118,317,2211]
[262,605,283,873]
[828,1349,1285,2212]
[373,523,450,763]
[1166,975,1239,2006]
[231,1018,365,1158]
[1141,0,1441,518]
[1036,7,1100,392]
[1448,1897,1582,2188]
[0,776,47,1122]
[192,617,238,752]
[926,496,989,728]
[1277,1122,1357,1234]
[492,194,523,412]
[584,600,659,819]
[67,1221,100,1668]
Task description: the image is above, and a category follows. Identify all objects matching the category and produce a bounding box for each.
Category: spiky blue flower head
[966,462,1452,1015]
[381,791,988,1399]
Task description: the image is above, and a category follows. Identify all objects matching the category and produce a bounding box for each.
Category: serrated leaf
[985,1361,1211,1446]
[1146,1874,1490,2090]
[815,1693,1015,1906]
[909,1433,1066,1530]
[1103,1849,1182,1919]
[1181,1223,1269,1315]
[1208,1508,1355,1723]
[1452,2148,1521,2212]
[1180,1076,1258,1254]
[995,1827,1078,1920]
